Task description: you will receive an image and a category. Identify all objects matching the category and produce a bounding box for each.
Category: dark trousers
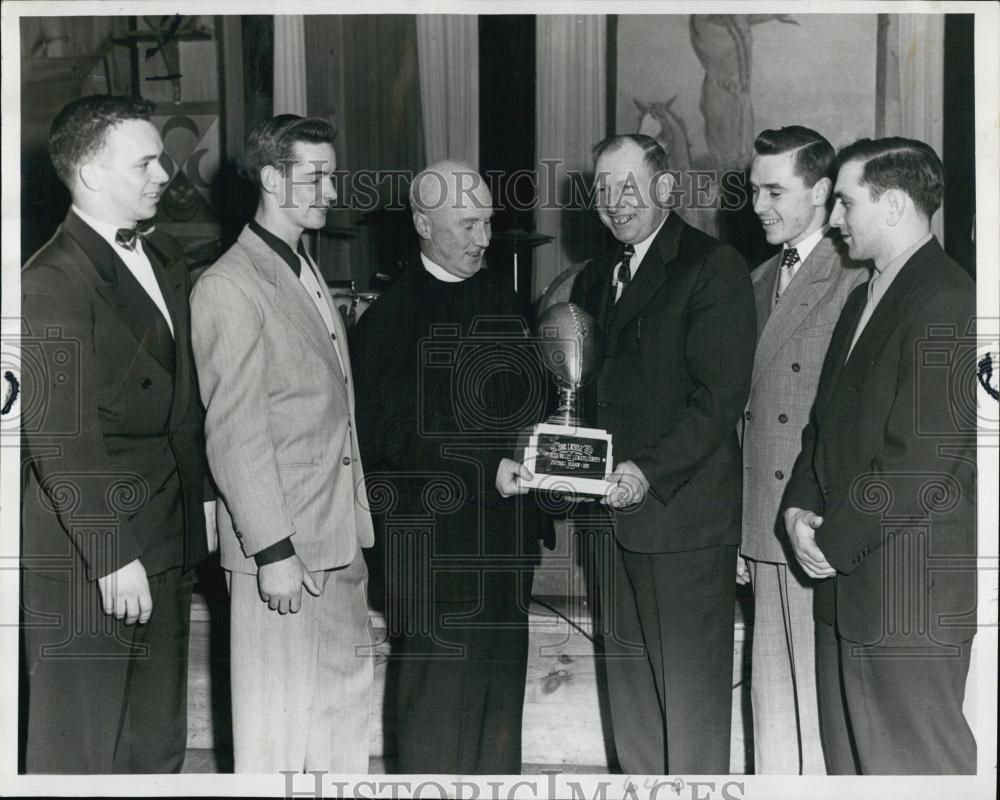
[600,542,737,774]
[815,619,976,774]
[386,571,532,774]
[21,566,194,774]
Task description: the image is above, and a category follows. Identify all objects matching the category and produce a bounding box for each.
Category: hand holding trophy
[522,302,613,496]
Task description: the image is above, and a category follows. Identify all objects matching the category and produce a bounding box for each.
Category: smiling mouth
[608,212,636,226]
[760,219,780,226]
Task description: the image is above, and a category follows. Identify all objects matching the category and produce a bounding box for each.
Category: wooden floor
[183,566,754,775]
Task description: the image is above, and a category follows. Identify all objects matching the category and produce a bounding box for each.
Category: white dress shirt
[297,248,347,378]
[73,205,174,337]
[772,225,827,308]
[613,214,669,302]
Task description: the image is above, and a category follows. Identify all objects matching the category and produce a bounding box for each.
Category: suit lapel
[834,244,934,397]
[145,236,193,424]
[64,211,175,375]
[751,253,780,339]
[605,212,683,352]
[750,235,841,392]
[238,228,348,398]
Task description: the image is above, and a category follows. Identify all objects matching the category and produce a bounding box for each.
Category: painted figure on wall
[689,14,798,173]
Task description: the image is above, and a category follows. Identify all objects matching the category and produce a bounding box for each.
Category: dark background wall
[19,13,979,283]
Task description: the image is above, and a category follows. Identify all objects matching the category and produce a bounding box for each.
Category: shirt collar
[249,219,307,278]
[784,225,826,265]
[72,205,136,252]
[421,253,465,283]
[874,231,933,279]
[627,213,670,271]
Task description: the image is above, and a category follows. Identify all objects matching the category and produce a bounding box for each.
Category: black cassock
[350,262,548,774]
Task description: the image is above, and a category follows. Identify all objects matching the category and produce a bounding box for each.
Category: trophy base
[522,422,613,497]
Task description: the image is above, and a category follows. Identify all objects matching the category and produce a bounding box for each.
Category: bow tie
[115,220,156,251]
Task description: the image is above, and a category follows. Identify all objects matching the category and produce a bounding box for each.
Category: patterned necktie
[616,244,635,300]
[115,219,156,251]
[774,246,800,302]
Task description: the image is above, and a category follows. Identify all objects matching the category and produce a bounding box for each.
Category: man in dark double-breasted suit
[783,137,977,774]
[20,95,211,774]
[570,134,756,775]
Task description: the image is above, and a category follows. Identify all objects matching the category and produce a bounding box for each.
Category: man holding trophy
[535,134,757,775]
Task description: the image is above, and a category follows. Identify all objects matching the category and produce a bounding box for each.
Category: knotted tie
[616,243,635,301]
[114,219,156,251]
[774,246,800,302]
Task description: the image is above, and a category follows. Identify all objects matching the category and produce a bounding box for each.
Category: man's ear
[260,164,280,197]
[412,210,431,240]
[78,162,103,193]
[811,176,832,207]
[653,171,676,207]
[884,188,906,226]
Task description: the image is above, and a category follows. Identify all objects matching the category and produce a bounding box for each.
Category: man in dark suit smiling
[20,95,211,773]
[570,134,756,774]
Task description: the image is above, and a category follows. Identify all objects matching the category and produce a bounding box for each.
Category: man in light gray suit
[738,126,868,774]
[190,115,374,774]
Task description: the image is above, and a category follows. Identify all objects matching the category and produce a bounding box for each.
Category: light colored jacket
[741,232,868,562]
[191,225,374,574]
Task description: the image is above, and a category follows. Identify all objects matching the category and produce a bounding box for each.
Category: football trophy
[522,302,613,495]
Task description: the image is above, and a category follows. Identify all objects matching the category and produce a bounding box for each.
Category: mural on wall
[689,14,798,173]
[619,14,879,241]
[153,112,222,268]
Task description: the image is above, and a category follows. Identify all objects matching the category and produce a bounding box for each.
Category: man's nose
[473,225,490,248]
[830,203,844,228]
[151,156,170,184]
[324,178,338,205]
[752,191,768,215]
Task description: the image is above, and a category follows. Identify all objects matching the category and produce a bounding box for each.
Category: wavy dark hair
[242,114,338,189]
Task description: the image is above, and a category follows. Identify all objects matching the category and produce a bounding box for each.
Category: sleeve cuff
[253,536,296,567]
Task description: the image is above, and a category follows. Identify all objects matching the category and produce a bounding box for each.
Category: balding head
[410,160,494,279]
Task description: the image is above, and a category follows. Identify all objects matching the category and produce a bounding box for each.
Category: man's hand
[97,558,152,625]
[257,554,321,614]
[736,552,751,586]
[603,460,650,510]
[783,507,836,579]
[496,458,532,497]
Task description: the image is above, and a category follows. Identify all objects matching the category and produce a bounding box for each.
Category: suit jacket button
[822,486,831,495]
[778,413,788,423]
[141,378,152,389]
[791,363,801,372]
[342,456,351,466]
[774,470,784,480]
[745,410,751,421]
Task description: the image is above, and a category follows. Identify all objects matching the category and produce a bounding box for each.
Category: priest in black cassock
[350,161,548,774]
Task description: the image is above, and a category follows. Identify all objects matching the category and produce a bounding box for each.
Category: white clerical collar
[421,253,465,283]
[784,225,826,265]
[73,205,135,251]
[628,213,669,273]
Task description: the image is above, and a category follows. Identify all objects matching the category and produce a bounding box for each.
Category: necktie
[774,246,800,302]
[115,220,156,251]
[616,244,635,301]
[847,274,880,357]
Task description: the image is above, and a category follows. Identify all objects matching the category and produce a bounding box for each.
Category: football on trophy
[534,302,603,393]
